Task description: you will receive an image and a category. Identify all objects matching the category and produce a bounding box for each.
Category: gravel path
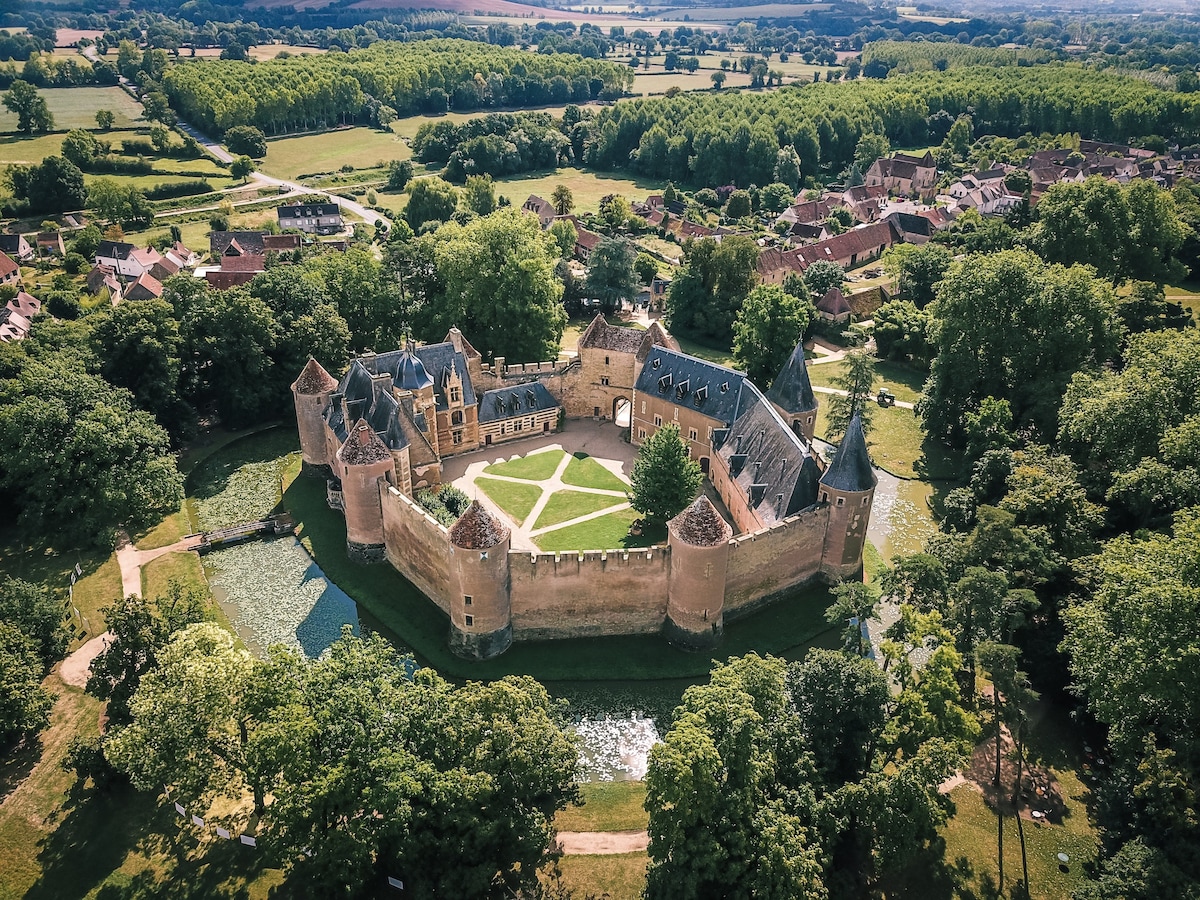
[557,830,649,855]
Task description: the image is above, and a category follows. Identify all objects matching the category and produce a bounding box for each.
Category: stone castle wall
[724,507,830,618]
[509,548,669,640]
[380,486,452,616]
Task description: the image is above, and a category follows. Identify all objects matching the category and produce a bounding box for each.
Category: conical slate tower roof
[668,496,732,547]
[449,501,508,549]
[820,413,876,492]
[393,343,433,391]
[765,340,817,415]
[293,357,338,394]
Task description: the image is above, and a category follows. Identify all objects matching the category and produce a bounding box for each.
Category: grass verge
[474,477,543,526]
[140,551,207,602]
[533,491,626,531]
[483,448,565,481]
[557,852,648,900]
[556,782,648,833]
[561,454,629,492]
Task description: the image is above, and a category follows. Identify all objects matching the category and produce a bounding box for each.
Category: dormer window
[450,386,461,404]
[658,373,672,392]
[720,382,729,393]
[694,385,708,405]
[651,358,661,369]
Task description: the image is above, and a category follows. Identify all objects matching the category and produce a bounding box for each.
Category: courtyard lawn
[533,490,626,531]
[533,508,644,553]
[0,86,144,133]
[561,454,629,492]
[671,334,737,370]
[555,781,648,833]
[475,477,544,525]
[483,448,566,482]
[258,127,411,181]
[558,853,648,900]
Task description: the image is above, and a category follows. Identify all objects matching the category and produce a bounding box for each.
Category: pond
[205,536,361,659]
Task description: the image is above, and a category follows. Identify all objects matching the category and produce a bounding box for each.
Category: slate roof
[367,389,409,451]
[713,385,822,525]
[578,313,645,353]
[278,203,341,219]
[477,382,559,424]
[634,346,747,425]
[449,501,508,549]
[96,240,135,261]
[324,392,348,442]
[351,342,478,412]
[339,419,392,466]
[820,413,876,492]
[0,235,29,257]
[765,340,817,415]
[394,345,434,391]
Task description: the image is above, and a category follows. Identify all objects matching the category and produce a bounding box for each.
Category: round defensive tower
[447,502,513,660]
[336,420,396,563]
[292,357,339,476]
[665,496,733,650]
[818,413,878,580]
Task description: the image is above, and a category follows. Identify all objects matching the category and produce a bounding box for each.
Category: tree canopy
[664,235,759,346]
[630,423,703,527]
[732,283,813,387]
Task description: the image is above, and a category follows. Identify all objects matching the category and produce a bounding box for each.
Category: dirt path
[558,830,649,855]
[58,633,109,689]
[115,537,202,599]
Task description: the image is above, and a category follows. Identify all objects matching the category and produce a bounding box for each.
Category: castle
[292,315,876,660]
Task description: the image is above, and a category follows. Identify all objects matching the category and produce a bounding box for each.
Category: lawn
[533,508,646,553]
[483,448,566,481]
[491,168,666,214]
[132,505,191,551]
[0,86,144,133]
[631,69,753,94]
[816,401,958,482]
[557,852,648,900]
[141,550,207,602]
[807,358,928,406]
[561,454,629,492]
[533,490,626,531]
[0,132,68,166]
[258,127,411,181]
[475,477,544,525]
[671,334,738,370]
[555,781,648,832]
[0,678,285,900]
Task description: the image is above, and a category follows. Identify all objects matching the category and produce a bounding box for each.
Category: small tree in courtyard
[826,350,877,440]
[630,423,703,527]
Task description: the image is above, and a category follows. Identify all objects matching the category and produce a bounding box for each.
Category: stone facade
[293,316,876,659]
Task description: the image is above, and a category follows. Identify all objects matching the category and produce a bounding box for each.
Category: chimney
[357,423,371,445]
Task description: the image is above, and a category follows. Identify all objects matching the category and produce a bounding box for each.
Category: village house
[125,271,164,301]
[277,202,344,235]
[865,151,938,200]
[86,264,123,301]
[95,241,164,278]
[521,194,557,229]
[36,231,65,257]
[0,250,18,287]
[0,290,38,342]
[0,234,33,262]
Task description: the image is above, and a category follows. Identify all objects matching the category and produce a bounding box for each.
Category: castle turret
[818,413,877,579]
[292,357,338,476]
[336,420,395,563]
[447,502,512,659]
[765,340,819,443]
[665,497,733,649]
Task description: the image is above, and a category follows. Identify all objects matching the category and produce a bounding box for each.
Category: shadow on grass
[283,473,840,682]
[27,781,274,900]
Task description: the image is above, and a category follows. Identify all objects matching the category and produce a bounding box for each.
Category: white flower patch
[571,713,661,783]
[206,537,359,659]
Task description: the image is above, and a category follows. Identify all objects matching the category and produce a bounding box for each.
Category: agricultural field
[631,68,753,94]
[492,168,665,213]
[258,127,411,181]
[0,132,68,166]
[0,86,144,132]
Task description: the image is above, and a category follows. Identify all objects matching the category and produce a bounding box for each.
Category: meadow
[0,86,144,133]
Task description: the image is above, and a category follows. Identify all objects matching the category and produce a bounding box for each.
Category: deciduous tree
[2,79,52,133]
[585,237,638,313]
[732,283,813,387]
[630,423,702,526]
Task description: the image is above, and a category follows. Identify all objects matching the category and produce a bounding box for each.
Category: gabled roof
[96,240,135,261]
[210,231,267,256]
[765,340,817,415]
[713,385,821,525]
[367,389,409,451]
[820,413,876,493]
[0,251,17,278]
[578,313,646,354]
[278,203,341,218]
[477,382,559,424]
[634,346,748,425]
[9,291,39,318]
[125,271,163,300]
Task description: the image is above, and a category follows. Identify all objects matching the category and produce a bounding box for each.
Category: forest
[160,39,634,135]
[584,65,1200,185]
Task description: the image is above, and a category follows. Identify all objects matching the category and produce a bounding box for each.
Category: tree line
[582,65,1200,186]
[160,39,634,135]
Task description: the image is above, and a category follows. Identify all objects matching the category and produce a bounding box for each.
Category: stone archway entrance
[613,397,632,428]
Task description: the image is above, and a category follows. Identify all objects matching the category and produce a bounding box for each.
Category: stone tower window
[464,595,473,606]
[601,376,610,386]
[450,386,461,403]
[464,615,474,627]
[836,497,844,506]
[605,356,610,365]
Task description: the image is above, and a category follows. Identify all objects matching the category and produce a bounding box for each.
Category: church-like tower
[819,413,877,579]
[664,497,733,650]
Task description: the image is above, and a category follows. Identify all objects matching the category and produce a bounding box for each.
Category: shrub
[144,179,212,201]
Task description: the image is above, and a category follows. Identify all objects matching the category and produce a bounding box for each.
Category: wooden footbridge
[186,514,296,554]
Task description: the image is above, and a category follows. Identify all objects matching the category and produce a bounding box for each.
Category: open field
[248,43,327,60]
[259,127,411,181]
[808,358,927,406]
[0,87,144,133]
[631,69,752,94]
[494,168,664,213]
